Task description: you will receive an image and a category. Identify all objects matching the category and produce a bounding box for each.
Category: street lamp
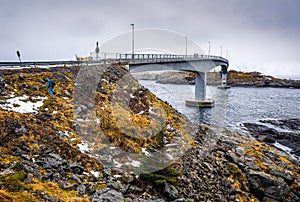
[208,42,211,56]
[130,24,135,60]
[220,46,223,57]
[185,36,187,58]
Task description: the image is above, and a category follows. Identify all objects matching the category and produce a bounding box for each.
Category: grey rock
[14,125,27,136]
[236,147,246,156]
[65,91,71,97]
[77,184,86,196]
[172,198,187,202]
[122,172,135,184]
[107,181,124,191]
[262,196,279,202]
[21,154,31,161]
[245,161,260,170]
[133,199,165,202]
[164,183,178,200]
[32,86,39,91]
[70,174,82,184]
[80,104,87,111]
[63,183,78,190]
[0,168,15,176]
[0,91,7,96]
[247,170,290,200]
[70,162,84,174]
[24,173,34,183]
[19,74,25,80]
[128,185,144,193]
[92,188,124,202]
[269,166,295,184]
[75,106,82,113]
[45,156,63,169]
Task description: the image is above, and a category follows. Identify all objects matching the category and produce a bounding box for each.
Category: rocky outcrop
[0,65,299,201]
[133,71,300,88]
[175,126,300,201]
[243,119,300,156]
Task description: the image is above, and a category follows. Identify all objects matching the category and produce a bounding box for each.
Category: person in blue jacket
[45,78,56,95]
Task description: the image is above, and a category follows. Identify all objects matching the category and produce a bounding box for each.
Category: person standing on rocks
[45,78,56,95]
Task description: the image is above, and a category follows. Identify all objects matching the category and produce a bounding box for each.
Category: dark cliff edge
[0,66,299,202]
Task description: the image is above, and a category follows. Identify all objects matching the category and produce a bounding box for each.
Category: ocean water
[138,80,300,129]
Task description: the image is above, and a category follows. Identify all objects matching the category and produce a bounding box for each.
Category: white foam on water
[273,141,293,153]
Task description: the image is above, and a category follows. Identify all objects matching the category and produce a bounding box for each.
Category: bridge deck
[118,54,228,65]
[0,54,228,68]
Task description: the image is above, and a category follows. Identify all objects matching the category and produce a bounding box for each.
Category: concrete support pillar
[221,73,227,86]
[195,72,206,100]
[221,65,228,86]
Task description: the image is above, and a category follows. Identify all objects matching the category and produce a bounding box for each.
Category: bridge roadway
[118,54,229,105]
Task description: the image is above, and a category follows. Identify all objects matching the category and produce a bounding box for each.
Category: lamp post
[220,46,223,57]
[185,36,187,58]
[130,23,135,60]
[208,42,211,56]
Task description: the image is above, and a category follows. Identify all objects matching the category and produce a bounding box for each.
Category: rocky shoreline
[133,71,300,88]
[0,65,299,201]
[242,119,300,157]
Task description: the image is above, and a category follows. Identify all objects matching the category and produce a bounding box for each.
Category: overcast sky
[1,0,299,76]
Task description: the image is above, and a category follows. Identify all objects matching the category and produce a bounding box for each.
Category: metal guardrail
[0,60,88,67]
[118,54,228,64]
[0,60,111,68]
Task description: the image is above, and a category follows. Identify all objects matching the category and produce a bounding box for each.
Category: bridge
[118,53,229,107]
[0,53,229,107]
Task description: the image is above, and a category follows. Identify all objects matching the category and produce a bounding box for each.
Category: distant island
[133,70,300,88]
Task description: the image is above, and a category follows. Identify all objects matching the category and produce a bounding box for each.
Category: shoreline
[133,71,300,89]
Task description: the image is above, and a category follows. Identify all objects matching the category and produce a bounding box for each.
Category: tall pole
[220,46,223,57]
[208,42,211,56]
[130,24,135,60]
[185,36,187,58]
[95,41,100,61]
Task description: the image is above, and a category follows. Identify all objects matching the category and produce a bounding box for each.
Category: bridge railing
[118,54,228,63]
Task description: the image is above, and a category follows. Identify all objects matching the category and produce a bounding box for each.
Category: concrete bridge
[118,54,229,107]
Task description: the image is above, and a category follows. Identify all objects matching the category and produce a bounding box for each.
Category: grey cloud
[0,0,299,75]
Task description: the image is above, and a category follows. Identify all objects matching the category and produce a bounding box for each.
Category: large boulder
[247,170,290,201]
[92,188,124,202]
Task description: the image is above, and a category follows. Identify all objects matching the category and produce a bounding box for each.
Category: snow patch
[0,95,47,114]
[113,160,122,168]
[142,148,151,156]
[78,141,90,153]
[137,110,145,115]
[91,170,100,178]
[130,93,135,98]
